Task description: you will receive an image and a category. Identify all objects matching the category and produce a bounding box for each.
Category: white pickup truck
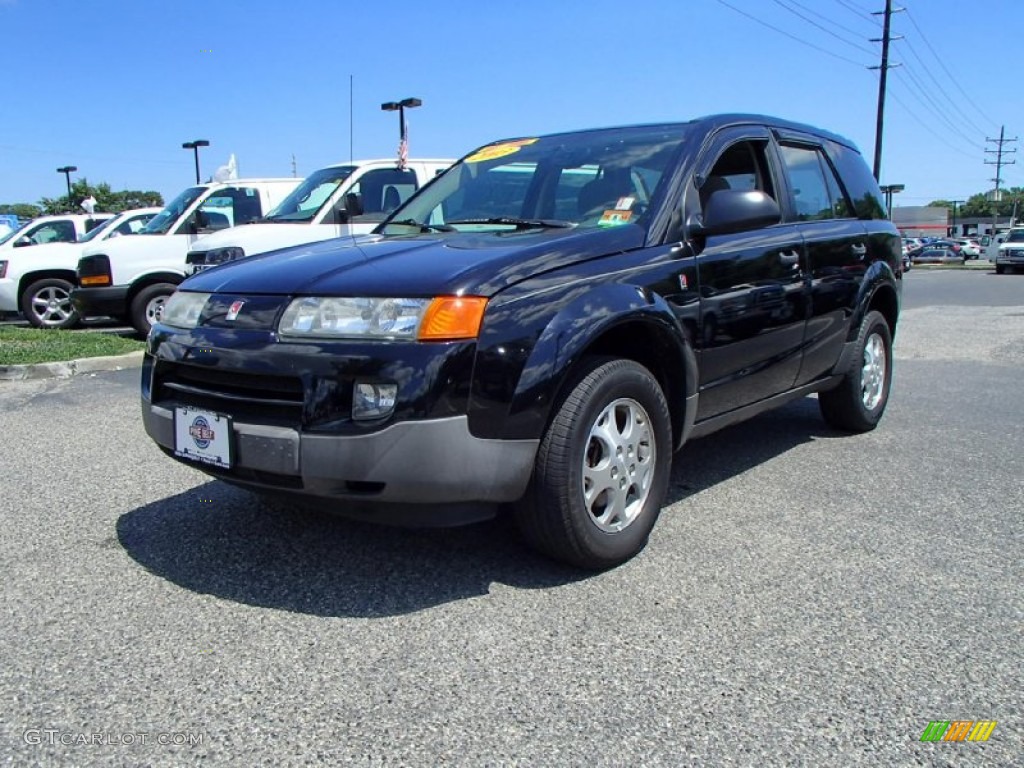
[0,208,158,328]
[994,227,1024,274]
[184,159,452,275]
[72,178,300,334]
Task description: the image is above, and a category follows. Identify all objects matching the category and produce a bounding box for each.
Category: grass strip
[0,327,144,366]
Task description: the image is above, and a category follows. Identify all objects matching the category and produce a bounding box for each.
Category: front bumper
[71,284,130,318]
[995,250,1024,266]
[0,278,17,312]
[143,399,538,506]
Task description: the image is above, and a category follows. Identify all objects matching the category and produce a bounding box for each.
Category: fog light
[353,382,397,421]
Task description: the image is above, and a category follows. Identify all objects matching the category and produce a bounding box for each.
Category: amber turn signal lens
[418,296,488,341]
[79,275,111,286]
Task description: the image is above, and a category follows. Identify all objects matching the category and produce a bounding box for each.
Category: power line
[769,0,876,55]
[833,0,881,25]
[783,0,875,39]
[895,37,990,137]
[903,5,1000,130]
[891,67,984,151]
[715,0,873,68]
[886,89,979,160]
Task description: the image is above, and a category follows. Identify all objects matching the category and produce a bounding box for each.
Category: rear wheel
[819,310,892,432]
[130,283,176,336]
[20,278,80,329]
[514,357,672,569]
[995,264,1005,275]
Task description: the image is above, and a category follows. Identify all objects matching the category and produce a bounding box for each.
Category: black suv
[142,115,901,569]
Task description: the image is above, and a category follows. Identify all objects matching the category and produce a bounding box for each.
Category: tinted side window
[700,140,776,214]
[780,145,836,221]
[27,220,76,244]
[349,169,419,214]
[826,141,887,220]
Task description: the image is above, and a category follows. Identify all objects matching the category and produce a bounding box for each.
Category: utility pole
[949,199,964,237]
[870,0,903,181]
[985,125,1017,205]
[291,153,297,178]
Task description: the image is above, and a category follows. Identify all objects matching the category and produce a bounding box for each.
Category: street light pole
[56,166,78,211]
[380,98,422,169]
[880,183,904,215]
[182,140,210,184]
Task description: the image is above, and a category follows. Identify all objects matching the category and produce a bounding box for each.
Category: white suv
[72,179,300,334]
[0,213,122,327]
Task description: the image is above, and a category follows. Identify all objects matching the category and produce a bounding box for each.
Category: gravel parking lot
[0,270,1020,766]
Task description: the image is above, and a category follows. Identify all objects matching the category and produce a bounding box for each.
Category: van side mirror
[694,189,782,237]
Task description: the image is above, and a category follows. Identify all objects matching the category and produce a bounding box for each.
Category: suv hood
[181,226,645,298]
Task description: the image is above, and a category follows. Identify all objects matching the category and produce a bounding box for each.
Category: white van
[72,179,300,334]
[0,208,159,328]
[184,159,451,274]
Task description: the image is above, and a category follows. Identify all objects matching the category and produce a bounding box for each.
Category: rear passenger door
[693,126,809,420]
[772,134,869,386]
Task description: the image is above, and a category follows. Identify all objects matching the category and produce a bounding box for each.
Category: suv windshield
[264,166,356,223]
[1005,230,1024,243]
[0,222,28,246]
[142,187,206,235]
[379,125,688,235]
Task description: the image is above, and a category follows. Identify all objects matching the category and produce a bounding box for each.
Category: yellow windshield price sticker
[465,139,538,163]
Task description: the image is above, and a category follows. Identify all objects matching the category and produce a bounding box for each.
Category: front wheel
[819,310,893,432]
[129,283,176,336]
[513,357,672,570]
[20,278,80,329]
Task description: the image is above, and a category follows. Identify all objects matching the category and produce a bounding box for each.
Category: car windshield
[378,125,688,235]
[0,221,31,246]
[1006,230,1024,243]
[141,187,206,235]
[78,217,116,243]
[263,166,356,223]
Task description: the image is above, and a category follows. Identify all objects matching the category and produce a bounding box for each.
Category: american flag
[398,118,409,170]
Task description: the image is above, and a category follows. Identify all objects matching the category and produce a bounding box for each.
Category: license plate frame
[173,406,233,468]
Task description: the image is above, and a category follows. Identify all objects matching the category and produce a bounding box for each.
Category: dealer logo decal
[189,416,215,449]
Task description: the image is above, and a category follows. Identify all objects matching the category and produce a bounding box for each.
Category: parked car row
[0,159,454,333]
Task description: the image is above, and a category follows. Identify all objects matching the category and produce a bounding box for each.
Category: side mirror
[696,189,781,237]
[14,236,32,248]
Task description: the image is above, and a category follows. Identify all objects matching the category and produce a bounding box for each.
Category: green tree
[0,203,43,219]
[38,178,163,215]
[929,187,1024,219]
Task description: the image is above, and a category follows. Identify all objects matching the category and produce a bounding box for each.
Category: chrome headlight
[205,246,246,265]
[278,296,489,341]
[279,297,429,339]
[161,291,210,329]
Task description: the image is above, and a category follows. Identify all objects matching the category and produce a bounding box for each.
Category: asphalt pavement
[0,270,1020,766]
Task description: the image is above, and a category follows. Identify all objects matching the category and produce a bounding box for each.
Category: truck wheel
[995,264,1005,274]
[514,357,672,570]
[819,310,892,432]
[20,278,80,329]
[130,283,176,335]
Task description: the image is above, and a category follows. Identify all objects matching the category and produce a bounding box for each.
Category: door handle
[851,242,867,258]
[778,250,800,267]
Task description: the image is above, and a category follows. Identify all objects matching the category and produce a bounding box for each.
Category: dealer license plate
[174,406,232,468]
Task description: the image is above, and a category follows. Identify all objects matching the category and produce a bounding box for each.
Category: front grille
[153,360,304,425]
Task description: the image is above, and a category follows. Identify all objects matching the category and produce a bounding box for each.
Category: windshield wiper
[445,217,575,230]
[389,218,456,233]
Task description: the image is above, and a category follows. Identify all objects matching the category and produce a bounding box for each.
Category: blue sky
[1,0,1020,209]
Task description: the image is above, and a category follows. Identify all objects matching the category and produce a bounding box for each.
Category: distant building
[891,206,948,237]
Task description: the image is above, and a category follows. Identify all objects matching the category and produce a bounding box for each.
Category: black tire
[20,278,80,329]
[513,357,672,570]
[129,283,176,336]
[819,310,893,432]
[995,264,1005,275]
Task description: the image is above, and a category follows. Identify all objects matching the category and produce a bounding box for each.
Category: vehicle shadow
[116,396,841,618]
